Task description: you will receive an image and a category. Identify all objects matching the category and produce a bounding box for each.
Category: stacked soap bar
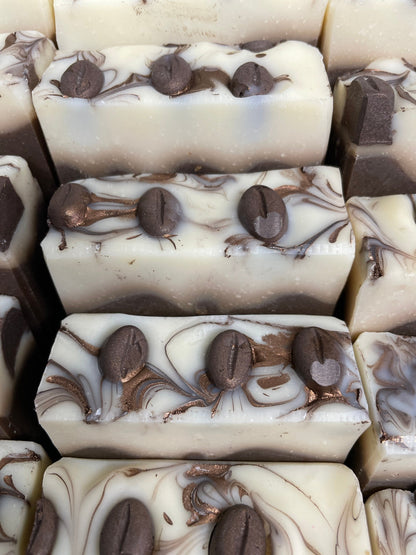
[32,41,333,183]
[0,440,49,554]
[41,168,354,316]
[53,0,329,50]
[346,194,416,338]
[28,458,371,554]
[0,0,55,38]
[351,332,416,493]
[320,0,416,84]
[332,59,416,199]
[0,296,36,439]
[0,155,63,348]
[365,488,416,554]
[35,313,370,460]
[0,30,57,199]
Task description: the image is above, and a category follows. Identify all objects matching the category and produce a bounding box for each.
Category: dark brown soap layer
[0,120,58,200]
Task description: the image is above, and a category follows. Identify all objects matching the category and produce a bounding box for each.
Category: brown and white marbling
[0,440,49,555]
[351,332,416,492]
[346,194,416,338]
[35,313,370,460]
[32,42,332,181]
[0,31,57,199]
[41,167,354,316]
[366,488,416,554]
[36,458,371,554]
[54,0,328,50]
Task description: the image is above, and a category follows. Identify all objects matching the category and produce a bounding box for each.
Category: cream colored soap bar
[35,313,370,461]
[29,458,371,554]
[366,488,416,555]
[320,0,416,83]
[0,31,57,199]
[32,41,333,183]
[0,441,49,555]
[0,0,55,38]
[332,59,416,199]
[54,0,329,50]
[41,168,353,316]
[346,194,416,337]
[351,332,416,493]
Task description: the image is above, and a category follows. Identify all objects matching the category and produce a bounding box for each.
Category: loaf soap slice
[0,0,55,38]
[54,0,329,50]
[332,59,416,199]
[346,194,416,338]
[35,313,370,461]
[0,31,57,199]
[351,332,416,493]
[28,458,371,554]
[320,0,416,84]
[32,41,332,182]
[0,440,49,554]
[41,168,353,316]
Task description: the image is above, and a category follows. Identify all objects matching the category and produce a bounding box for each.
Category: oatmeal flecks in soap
[0,440,49,554]
[41,168,353,316]
[0,30,57,199]
[35,313,369,461]
[365,488,416,554]
[34,458,371,554]
[346,194,416,337]
[32,42,332,181]
[350,332,416,493]
[53,0,328,50]
[332,58,416,198]
[320,0,416,84]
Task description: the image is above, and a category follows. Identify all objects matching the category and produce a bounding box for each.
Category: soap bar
[0,31,57,199]
[32,41,333,183]
[53,0,329,50]
[35,313,370,461]
[365,488,416,554]
[320,0,416,84]
[331,59,416,199]
[350,332,416,493]
[29,458,371,554]
[0,440,49,554]
[346,194,416,337]
[0,0,55,38]
[41,168,353,316]
[0,155,63,348]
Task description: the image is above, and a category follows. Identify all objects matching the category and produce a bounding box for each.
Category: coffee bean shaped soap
[209,504,266,555]
[137,187,182,237]
[98,325,148,383]
[230,62,274,97]
[48,182,92,230]
[60,60,104,98]
[27,498,58,555]
[150,54,193,96]
[238,185,287,243]
[99,498,154,555]
[292,327,342,394]
[206,330,252,390]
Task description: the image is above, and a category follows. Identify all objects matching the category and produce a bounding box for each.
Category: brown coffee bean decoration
[98,325,148,383]
[27,497,59,555]
[60,60,104,98]
[99,498,154,555]
[209,504,266,555]
[48,182,92,230]
[238,184,287,243]
[240,40,276,53]
[292,327,342,394]
[150,54,193,96]
[206,330,253,390]
[137,187,182,237]
[230,62,274,97]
